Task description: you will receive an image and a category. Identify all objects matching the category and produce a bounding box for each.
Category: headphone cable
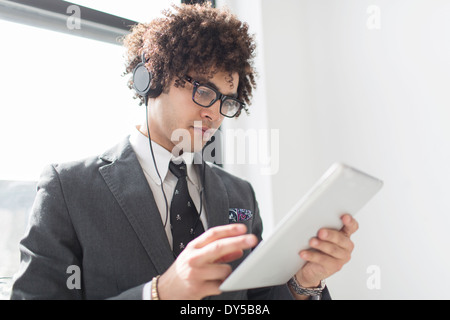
[145,97,170,228]
[144,96,206,234]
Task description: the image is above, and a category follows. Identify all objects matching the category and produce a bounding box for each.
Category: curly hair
[121,3,257,117]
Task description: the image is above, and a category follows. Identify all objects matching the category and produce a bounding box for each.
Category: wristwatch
[288,275,326,298]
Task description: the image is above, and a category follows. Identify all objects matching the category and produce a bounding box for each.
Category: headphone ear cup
[132,60,153,97]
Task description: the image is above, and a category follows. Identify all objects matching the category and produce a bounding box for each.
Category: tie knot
[169,160,187,178]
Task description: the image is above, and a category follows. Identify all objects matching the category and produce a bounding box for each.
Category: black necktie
[169,160,204,256]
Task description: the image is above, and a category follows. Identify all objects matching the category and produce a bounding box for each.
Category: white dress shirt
[129,126,208,300]
[129,125,209,248]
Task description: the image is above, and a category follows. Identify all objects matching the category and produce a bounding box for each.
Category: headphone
[132,52,164,102]
[132,52,153,99]
[132,52,206,256]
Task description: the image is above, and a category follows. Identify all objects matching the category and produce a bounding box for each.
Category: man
[11,4,358,300]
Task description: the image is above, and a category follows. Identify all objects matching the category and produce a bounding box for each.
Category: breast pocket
[228,208,253,223]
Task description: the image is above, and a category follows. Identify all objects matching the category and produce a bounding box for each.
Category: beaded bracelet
[151,275,161,300]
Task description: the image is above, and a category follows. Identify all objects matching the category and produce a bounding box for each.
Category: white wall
[221,0,450,299]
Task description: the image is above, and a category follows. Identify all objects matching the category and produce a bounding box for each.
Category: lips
[192,125,213,132]
[192,125,214,139]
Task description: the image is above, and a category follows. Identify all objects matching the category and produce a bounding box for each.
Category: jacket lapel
[197,159,230,229]
[98,138,174,275]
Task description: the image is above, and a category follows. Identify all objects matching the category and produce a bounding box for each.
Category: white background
[221,0,450,299]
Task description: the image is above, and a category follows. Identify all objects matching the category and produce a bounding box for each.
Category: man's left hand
[295,214,359,289]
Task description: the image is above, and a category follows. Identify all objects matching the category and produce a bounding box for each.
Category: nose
[199,99,223,122]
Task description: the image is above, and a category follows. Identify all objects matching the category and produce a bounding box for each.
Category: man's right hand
[157,224,258,300]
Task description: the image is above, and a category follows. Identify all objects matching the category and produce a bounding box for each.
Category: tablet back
[220,163,383,292]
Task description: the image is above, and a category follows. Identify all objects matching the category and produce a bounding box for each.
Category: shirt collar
[129,126,200,188]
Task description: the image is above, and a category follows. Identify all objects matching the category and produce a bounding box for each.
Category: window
[69,0,174,22]
[0,0,178,299]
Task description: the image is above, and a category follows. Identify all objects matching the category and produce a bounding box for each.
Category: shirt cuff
[143,280,152,300]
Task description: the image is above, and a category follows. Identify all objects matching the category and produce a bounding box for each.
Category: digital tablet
[220,163,383,292]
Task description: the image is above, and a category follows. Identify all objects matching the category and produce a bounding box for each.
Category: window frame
[0,0,216,46]
[0,0,139,45]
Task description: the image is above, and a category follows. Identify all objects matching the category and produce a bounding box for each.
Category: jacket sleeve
[10,165,84,299]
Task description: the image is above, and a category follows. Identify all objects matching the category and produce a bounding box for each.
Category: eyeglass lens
[194,85,241,117]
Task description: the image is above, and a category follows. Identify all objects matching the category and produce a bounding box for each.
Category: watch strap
[288,275,325,297]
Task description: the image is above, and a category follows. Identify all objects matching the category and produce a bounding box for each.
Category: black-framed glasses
[185,76,245,118]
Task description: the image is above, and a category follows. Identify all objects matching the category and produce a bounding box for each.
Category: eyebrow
[199,78,239,99]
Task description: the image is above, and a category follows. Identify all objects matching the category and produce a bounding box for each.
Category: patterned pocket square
[228,208,253,223]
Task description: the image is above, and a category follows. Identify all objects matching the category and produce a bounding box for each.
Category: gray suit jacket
[11,137,303,300]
